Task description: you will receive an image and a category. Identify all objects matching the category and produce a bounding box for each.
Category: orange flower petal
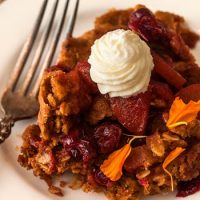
[100,136,146,181]
[162,147,185,191]
[167,97,200,129]
[100,143,131,181]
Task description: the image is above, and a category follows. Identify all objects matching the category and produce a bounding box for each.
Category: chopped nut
[162,132,180,141]
[136,169,151,179]
[146,132,165,157]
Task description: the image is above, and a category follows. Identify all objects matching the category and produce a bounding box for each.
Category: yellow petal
[167,97,200,129]
[162,147,185,191]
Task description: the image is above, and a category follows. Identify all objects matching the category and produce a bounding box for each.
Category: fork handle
[0,110,14,144]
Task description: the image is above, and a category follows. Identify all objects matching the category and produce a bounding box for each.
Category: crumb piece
[68,176,85,190]
[60,181,68,188]
[48,185,63,196]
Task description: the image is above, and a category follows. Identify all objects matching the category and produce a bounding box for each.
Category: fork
[0,0,79,143]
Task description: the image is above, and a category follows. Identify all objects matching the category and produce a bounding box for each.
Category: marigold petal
[162,147,185,191]
[100,135,147,181]
[167,97,200,129]
[100,144,131,181]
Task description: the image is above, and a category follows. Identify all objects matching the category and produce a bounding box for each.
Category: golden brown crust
[38,68,92,139]
[86,95,113,125]
[57,35,94,68]
[155,11,199,48]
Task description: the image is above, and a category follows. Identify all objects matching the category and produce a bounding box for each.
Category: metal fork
[0,0,79,143]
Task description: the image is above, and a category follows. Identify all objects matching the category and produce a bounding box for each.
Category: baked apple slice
[176,84,200,103]
[152,52,186,89]
[110,92,150,135]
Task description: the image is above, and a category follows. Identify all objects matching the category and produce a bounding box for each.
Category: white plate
[0,0,199,200]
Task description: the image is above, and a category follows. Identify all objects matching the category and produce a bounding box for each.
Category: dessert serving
[18,4,200,200]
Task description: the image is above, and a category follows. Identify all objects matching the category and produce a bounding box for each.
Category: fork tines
[8,0,79,97]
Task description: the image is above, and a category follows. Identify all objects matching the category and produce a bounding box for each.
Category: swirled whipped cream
[88,29,154,98]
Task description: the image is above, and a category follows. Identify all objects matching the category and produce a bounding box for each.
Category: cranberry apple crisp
[18,5,200,200]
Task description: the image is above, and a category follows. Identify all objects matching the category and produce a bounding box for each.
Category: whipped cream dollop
[88,29,154,98]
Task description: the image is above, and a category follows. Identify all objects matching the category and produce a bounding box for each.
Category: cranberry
[94,169,114,188]
[76,139,96,163]
[61,129,80,148]
[138,178,149,188]
[61,131,96,163]
[94,122,122,154]
[69,149,81,160]
[61,129,81,159]
[128,8,169,45]
[149,81,174,102]
[29,135,41,149]
[176,177,200,197]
